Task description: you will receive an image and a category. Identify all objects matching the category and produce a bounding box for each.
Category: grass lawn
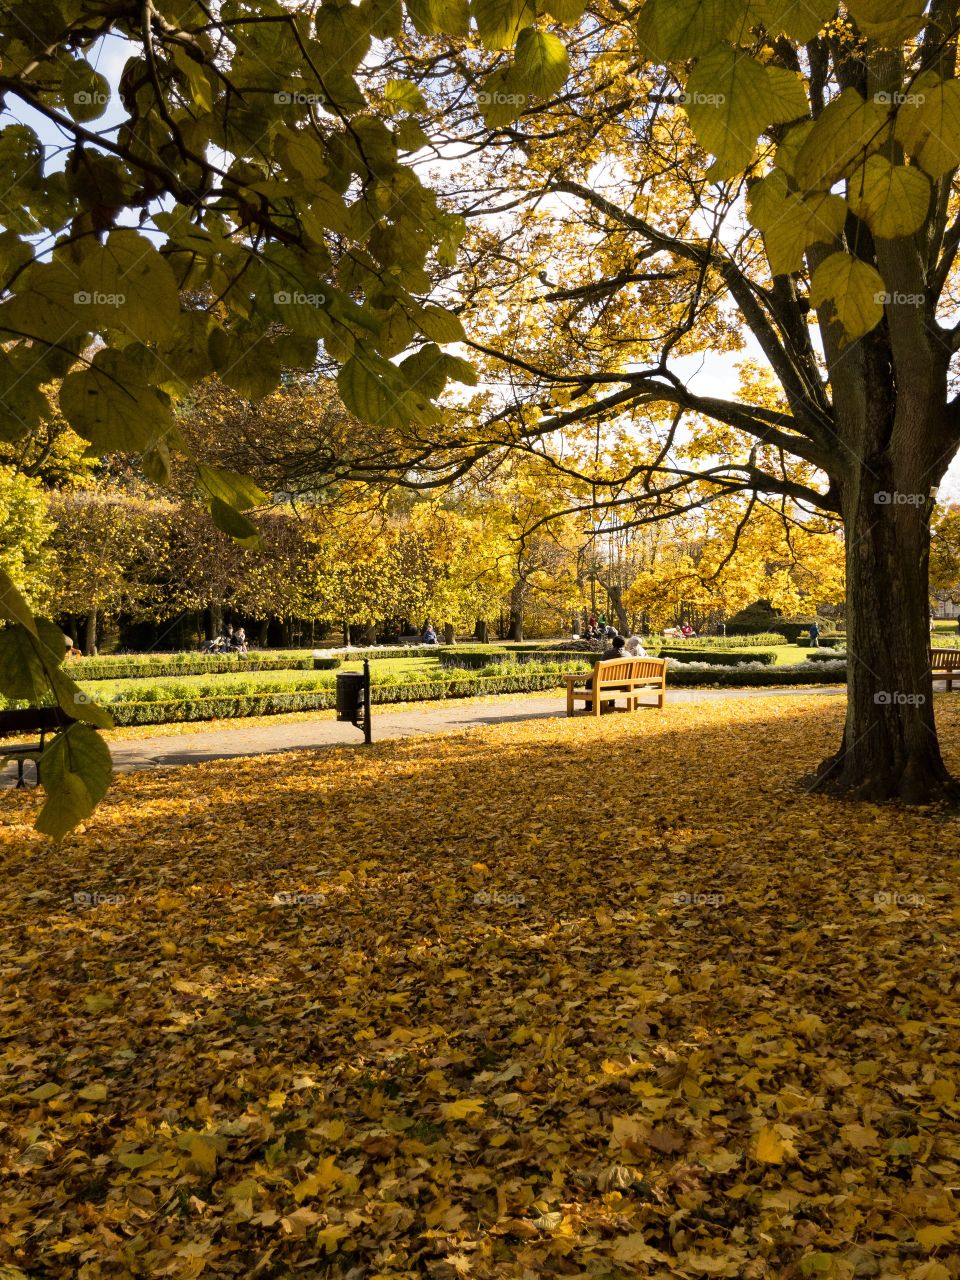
[1,694,957,1277]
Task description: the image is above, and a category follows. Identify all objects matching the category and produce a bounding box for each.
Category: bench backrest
[931,648,960,671]
[593,657,666,681]
[0,707,77,739]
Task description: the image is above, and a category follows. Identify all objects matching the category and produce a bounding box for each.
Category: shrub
[806,649,846,662]
[666,661,846,687]
[65,654,336,680]
[659,648,777,666]
[663,633,784,649]
[439,650,593,670]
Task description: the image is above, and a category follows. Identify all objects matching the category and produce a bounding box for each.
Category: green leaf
[748,174,846,274]
[314,1,371,73]
[472,0,536,49]
[209,497,262,548]
[400,345,448,399]
[2,259,93,346]
[810,251,885,345]
[894,75,960,179]
[408,0,471,34]
[0,350,50,440]
[35,724,113,842]
[338,347,442,428]
[742,0,835,42]
[197,464,267,511]
[538,0,586,21]
[847,155,930,239]
[76,231,181,344]
[415,304,466,343]
[208,328,283,400]
[775,120,814,177]
[636,0,736,60]
[0,570,38,637]
[683,49,807,179]
[361,0,404,37]
[512,27,569,98]
[384,79,428,112]
[794,88,889,191]
[61,58,110,122]
[477,65,530,126]
[395,118,433,152]
[846,0,926,45]
[59,351,174,452]
[48,668,114,730]
[0,622,51,702]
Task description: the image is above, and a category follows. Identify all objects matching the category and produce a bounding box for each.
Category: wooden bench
[564,657,667,716]
[931,647,960,690]
[0,707,77,788]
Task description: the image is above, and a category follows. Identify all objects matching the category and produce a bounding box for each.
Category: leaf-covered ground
[1,694,958,1279]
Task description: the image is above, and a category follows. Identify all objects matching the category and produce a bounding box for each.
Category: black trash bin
[335,662,372,743]
[336,671,364,723]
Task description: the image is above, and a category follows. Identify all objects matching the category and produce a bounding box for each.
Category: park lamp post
[335,659,372,745]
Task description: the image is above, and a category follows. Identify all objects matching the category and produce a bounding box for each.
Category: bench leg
[593,690,602,717]
[567,685,575,716]
[16,759,25,789]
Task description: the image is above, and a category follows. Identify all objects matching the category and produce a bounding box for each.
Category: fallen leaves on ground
[0,694,958,1279]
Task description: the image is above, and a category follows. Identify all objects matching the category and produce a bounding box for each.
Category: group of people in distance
[202,623,248,655]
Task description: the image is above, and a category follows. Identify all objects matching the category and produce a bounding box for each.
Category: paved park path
[103,686,845,774]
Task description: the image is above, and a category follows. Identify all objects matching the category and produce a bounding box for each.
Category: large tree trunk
[813,463,952,803]
[474,618,489,643]
[83,610,97,656]
[603,582,630,635]
[508,583,524,641]
[206,604,222,641]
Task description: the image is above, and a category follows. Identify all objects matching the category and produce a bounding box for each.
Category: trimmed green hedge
[806,649,846,661]
[660,648,777,666]
[660,633,785,649]
[66,654,340,680]
[667,663,846,688]
[439,650,593,670]
[106,670,573,725]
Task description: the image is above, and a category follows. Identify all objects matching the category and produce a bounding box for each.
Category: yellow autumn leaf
[754,1125,787,1164]
[441,1098,485,1120]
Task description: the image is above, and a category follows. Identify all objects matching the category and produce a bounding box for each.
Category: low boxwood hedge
[662,633,785,649]
[439,650,594,670]
[660,647,777,666]
[66,654,339,680]
[806,649,846,661]
[105,669,574,725]
[667,662,846,687]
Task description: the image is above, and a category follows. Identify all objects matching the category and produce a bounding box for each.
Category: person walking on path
[809,620,820,648]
